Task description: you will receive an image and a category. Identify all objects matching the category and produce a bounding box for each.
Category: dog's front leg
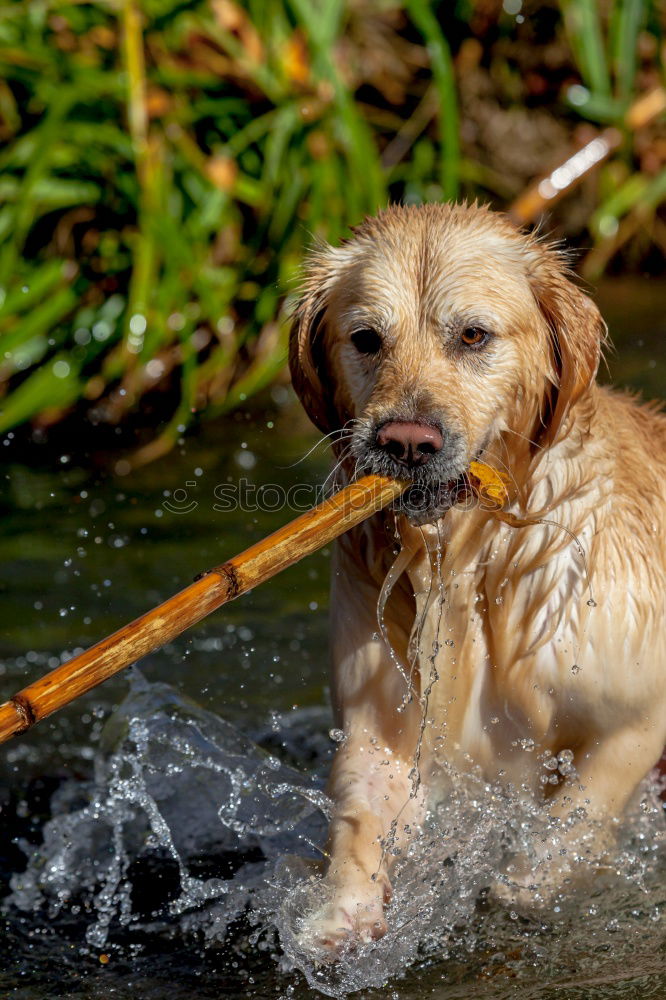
[499,722,666,905]
[307,540,423,952]
[547,722,665,843]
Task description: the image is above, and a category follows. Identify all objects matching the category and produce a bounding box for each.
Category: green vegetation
[0,1,663,463]
[560,0,666,275]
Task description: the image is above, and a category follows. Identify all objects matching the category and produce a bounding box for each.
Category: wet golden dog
[289,202,666,951]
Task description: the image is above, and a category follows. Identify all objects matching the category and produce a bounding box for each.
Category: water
[4,672,666,999]
[1,279,666,998]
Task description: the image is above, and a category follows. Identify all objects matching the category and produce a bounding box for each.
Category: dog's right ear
[527,248,606,447]
[288,250,342,433]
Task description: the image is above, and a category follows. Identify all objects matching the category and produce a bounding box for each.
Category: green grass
[0,0,663,462]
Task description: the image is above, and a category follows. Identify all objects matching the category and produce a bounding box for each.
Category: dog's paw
[297,878,389,960]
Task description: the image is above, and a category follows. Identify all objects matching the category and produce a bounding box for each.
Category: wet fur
[289,203,666,951]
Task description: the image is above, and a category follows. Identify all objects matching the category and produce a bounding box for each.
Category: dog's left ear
[289,247,347,434]
[289,287,330,433]
[530,254,607,446]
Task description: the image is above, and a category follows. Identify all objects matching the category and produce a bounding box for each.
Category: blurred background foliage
[0,0,664,466]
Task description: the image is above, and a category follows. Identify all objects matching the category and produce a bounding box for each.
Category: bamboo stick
[0,475,406,746]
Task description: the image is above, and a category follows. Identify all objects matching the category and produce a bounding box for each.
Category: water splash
[5,673,666,998]
[8,673,330,952]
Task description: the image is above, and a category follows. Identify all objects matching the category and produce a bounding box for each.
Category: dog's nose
[376,421,443,468]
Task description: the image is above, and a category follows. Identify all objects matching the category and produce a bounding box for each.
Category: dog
[289,202,666,952]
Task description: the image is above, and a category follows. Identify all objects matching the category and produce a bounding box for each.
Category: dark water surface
[1,278,665,999]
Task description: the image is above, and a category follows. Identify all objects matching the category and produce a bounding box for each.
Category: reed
[559,0,666,277]
[0,1,663,457]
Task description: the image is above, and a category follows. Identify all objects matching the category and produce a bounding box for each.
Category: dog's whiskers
[319,443,356,497]
[282,424,357,469]
[503,425,546,453]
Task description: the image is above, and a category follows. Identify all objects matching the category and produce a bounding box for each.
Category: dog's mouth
[349,426,474,524]
[395,473,471,525]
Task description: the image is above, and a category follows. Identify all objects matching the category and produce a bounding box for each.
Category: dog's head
[290,203,606,522]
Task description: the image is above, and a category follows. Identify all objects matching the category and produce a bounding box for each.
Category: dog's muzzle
[351,417,469,524]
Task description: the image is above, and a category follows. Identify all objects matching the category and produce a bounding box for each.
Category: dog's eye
[461,327,489,348]
[351,329,382,355]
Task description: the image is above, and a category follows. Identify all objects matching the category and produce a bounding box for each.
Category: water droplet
[494,596,504,605]
[129,313,147,336]
[328,728,345,743]
[571,663,580,675]
[587,598,597,607]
